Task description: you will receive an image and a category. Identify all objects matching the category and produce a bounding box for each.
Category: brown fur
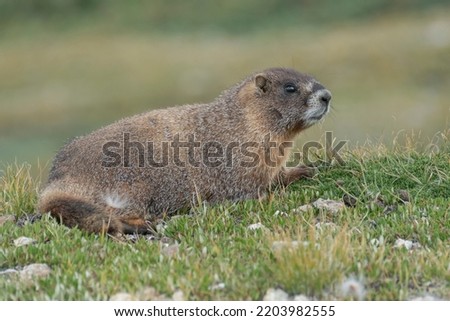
[38,67,331,234]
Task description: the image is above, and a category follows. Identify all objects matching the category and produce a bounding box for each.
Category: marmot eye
[284,84,297,93]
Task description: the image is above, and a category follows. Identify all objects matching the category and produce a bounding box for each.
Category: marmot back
[38,67,332,234]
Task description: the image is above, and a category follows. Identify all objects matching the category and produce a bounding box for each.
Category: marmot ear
[255,74,269,93]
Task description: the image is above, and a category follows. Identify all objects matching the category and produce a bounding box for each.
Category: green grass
[0,163,40,216]
[1,133,448,300]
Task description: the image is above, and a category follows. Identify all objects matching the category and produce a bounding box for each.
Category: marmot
[38,67,331,234]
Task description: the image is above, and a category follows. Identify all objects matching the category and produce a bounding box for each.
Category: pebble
[312,198,345,214]
[160,236,174,245]
[292,204,313,213]
[263,288,289,301]
[172,290,185,301]
[293,199,346,215]
[247,222,267,231]
[138,287,169,300]
[13,236,37,247]
[20,263,52,280]
[0,268,19,276]
[161,243,179,258]
[110,288,185,301]
[410,295,440,301]
[274,210,288,217]
[209,282,226,291]
[370,235,385,248]
[315,222,338,230]
[263,288,312,301]
[156,222,167,234]
[393,238,421,250]
[110,292,135,301]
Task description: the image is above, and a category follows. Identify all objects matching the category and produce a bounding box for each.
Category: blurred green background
[1,0,449,174]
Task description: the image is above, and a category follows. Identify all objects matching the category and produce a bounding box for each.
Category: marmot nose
[318,90,332,105]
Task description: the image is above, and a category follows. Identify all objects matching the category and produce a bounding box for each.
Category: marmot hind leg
[38,191,149,234]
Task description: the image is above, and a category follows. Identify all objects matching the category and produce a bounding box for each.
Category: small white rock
[292,204,313,213]
[312,198,345,214]
[263,288,289,301]
[209,282,226,291]
[0,268,19,276]
[315,222,337,230]
[20,263,52,280]
[161,243,179,258]
[274,210,288,217]
[410,295,440,301]
[394,238,421,250]
[110,292,135,301]
[138,287,168,300]
[293,294,311,301]
[14,236,37,247]
[370,235,385,248]
[394,238,413,249]
[172,290,185,301]
[247,222,266,231]
[156,223,167,234]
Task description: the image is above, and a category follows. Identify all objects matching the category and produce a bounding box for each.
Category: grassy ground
[0,132,448,300]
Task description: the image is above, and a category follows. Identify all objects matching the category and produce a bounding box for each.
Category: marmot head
[240,67,331,136]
